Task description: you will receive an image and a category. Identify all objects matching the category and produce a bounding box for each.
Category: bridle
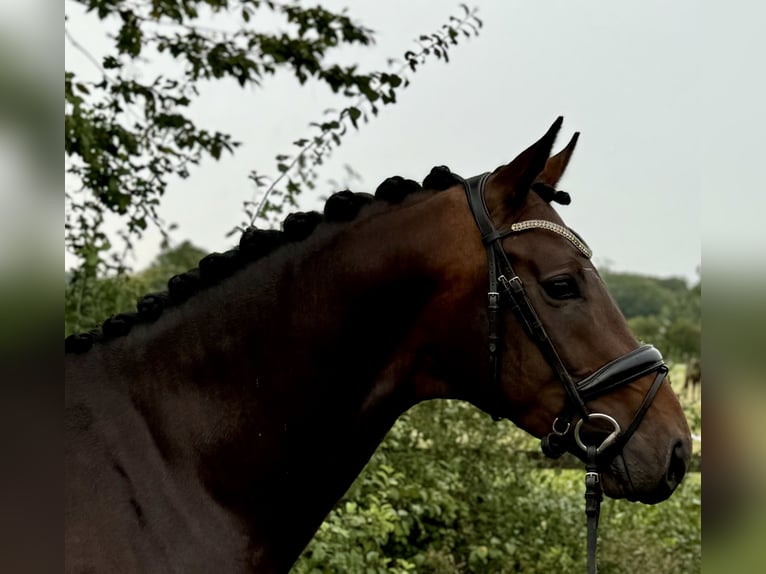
[460,172,668,574]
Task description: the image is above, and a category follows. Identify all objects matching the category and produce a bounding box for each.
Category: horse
[684,356,701,400]
[65,118,692,573]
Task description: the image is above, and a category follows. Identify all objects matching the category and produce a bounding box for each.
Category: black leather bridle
[460,172,669,574]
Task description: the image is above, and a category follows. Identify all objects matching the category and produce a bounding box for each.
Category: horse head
[422,118,691,504]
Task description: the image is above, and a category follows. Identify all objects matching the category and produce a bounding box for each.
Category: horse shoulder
[65,356,263,573]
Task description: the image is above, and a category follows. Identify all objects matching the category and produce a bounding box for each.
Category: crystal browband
[509,220,593,259]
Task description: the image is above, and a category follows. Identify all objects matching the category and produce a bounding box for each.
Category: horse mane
[64,166,571,355]
[64,167,458,354]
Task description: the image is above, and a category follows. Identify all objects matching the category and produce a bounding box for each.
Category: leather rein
[460,173,668,574]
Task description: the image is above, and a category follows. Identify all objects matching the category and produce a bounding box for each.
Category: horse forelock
[65,168,466,355]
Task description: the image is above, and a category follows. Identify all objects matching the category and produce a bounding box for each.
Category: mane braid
[101,312,138,340]
[423,165,462,191]
[283,211,323,242]
[324,190,373,222]
[137,292,170,322]
[198,249,243,284]
[375,176,421,203]
[64,167,457,355]
[531,181,572,205]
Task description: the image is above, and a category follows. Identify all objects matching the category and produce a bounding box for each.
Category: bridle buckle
[498,274,523,294]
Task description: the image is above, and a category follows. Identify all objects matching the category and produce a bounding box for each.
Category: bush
[294,401,701,573]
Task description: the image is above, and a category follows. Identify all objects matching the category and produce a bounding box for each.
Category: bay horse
[684,356,701,400]
[65,118,691,573]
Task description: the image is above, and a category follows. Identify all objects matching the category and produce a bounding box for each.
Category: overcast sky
[64,0,764,284]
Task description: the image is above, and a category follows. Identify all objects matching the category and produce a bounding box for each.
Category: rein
[459,173,668,573]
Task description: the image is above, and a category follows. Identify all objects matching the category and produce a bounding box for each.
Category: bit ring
[574,413,621,454]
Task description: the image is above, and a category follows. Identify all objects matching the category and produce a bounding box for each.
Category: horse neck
[79,191,469,568]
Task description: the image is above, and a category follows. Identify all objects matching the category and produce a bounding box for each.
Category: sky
[63,0,755,285]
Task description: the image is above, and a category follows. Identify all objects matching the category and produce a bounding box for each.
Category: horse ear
[536,131,579,187]
[490,117,563,208]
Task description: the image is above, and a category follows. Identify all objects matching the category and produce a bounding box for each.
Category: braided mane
[65,167,460,354]
[64,167,571,355]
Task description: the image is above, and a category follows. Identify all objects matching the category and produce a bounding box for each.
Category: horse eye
[542,276,580,300]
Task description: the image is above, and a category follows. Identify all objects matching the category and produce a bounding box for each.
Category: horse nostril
[666,440,689,489]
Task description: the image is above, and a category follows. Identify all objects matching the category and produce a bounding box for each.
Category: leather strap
[576,345,664,400]
[458,168,669,574]
[460,173,590,420]
[585,446,602,574]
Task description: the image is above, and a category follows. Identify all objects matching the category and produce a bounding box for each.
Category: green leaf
[65,0,482,287]
[347,106,361,128]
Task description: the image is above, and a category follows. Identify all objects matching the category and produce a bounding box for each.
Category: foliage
[243,6,482,231]
[65,0,482,278]
[64,240,207,335]
[603,271,701,363]
[602,272,676,319]
[65,0,367,276]
[293,400,701,574]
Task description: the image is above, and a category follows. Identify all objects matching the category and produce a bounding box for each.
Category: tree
[65,0,482,279]
[601,271,676,319]
[607,272,701,363]
[658,286,701,360]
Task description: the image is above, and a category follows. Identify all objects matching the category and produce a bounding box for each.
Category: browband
[463,173,592,258]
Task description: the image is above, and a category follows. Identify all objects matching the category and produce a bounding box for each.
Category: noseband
[460,173,668,574]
